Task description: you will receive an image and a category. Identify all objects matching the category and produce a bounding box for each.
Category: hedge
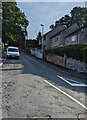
[47,44,87,62]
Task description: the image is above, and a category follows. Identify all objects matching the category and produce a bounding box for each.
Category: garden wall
[66,58,87,73]
[46,54,87,73]
[46,54,65,67]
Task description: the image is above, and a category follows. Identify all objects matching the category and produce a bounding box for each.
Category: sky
[17,2,85,39]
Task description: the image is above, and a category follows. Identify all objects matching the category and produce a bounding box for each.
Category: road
[1,53,87,119]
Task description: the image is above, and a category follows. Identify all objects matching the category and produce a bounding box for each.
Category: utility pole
[41,24,44,52]
[25,27,28,47]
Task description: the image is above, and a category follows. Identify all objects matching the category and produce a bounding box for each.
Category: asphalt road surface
[1,53,87,119]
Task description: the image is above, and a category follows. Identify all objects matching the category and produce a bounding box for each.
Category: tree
[26,39,39,49]
[51,6,87,29]
[70,7,87,27]
[59,15,72,28]
[37,31,41,37]
[84,8,87,26]
[49,24,54,29]
[2,2,29,47]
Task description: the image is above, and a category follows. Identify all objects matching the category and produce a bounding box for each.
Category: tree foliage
[55,15,71,28]
[26,39,39,49]
[49,24,54,29]
[50,6,87,29]
[2,2,29,47]
[37,31,41,38]
[70,7,87,27]
[47,44,87,62]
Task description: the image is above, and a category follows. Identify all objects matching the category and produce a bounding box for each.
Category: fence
[31,49,43,59]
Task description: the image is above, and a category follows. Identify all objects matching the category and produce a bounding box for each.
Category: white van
[6,46,20,59]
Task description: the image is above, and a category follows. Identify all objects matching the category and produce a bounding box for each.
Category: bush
[47,44,87,62]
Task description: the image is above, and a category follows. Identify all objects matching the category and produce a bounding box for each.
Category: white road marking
[44,79,87,110]
[0,59,6,67]
[57,75,87,87]
[0,63,3,67]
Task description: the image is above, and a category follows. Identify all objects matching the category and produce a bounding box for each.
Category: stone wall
[66,58,87,73]
[46,54,87,73]
[46,54,65,67]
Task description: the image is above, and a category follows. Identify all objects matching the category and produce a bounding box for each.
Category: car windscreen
[8,48,18,52]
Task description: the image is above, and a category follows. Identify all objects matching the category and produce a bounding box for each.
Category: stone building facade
[39,24,87,50]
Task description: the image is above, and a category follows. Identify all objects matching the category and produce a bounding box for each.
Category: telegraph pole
[40,24,44,52]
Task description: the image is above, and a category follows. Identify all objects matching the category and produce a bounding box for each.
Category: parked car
[6,46,20,59]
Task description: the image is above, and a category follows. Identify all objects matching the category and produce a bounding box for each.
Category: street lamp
[41,24,44,52]
[25,27,28,47]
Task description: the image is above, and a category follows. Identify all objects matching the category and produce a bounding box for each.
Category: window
[71,35,77,42]
[8,48,18,52]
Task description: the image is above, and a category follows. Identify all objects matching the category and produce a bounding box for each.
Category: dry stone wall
[66,58,87,73]
[46,54,65,67]
[46,54,87,73]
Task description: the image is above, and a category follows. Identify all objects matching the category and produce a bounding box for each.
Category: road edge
[25,53,87,80]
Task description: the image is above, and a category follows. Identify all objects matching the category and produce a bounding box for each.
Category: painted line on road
[0,63,3,67]
[57,75,87,87]
[44,79,87,110]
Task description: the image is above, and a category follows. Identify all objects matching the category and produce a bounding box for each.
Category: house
[39,23,87,51]
[39,24,66,50]
[64,24,87,45]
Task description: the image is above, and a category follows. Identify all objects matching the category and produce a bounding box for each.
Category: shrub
[47,44,87,62]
